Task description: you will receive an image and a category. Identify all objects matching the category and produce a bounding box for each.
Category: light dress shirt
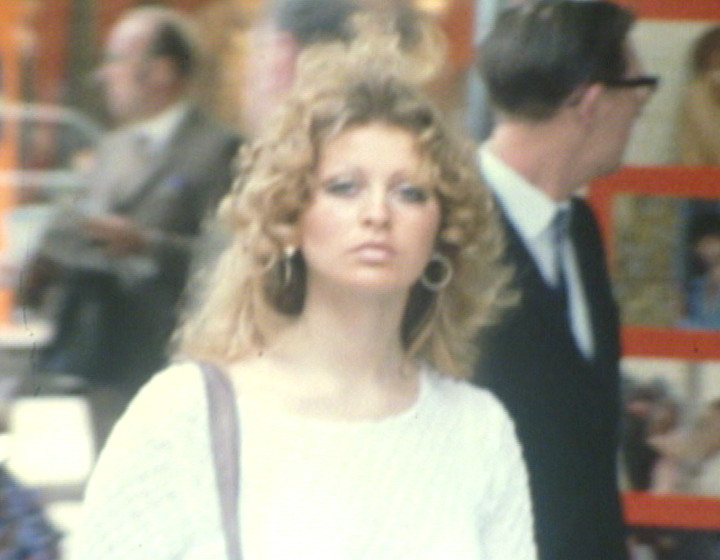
[75,102,192,285]
[130,101,189,153]
[479,145,595,359]
[81,101,191,215]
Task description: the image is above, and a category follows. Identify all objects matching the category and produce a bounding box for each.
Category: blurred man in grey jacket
[25,5,239,446]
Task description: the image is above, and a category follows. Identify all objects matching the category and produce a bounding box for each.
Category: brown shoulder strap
[200,362,241,560]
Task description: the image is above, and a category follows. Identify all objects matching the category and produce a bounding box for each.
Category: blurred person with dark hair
[473,2,658,559]
[680,212,720,329]
[678,25,720,165]
[621,385,661,491]
[239,0,360,136]
[240,0,445,136]
[196,0,443,133]
[23,5,240,448]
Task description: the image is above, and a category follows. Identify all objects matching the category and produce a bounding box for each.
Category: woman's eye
[323,178,359,197]
[394,184,432,203]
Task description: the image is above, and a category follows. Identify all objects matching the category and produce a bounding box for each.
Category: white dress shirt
[130,101,190,152]
[479,145,595,359]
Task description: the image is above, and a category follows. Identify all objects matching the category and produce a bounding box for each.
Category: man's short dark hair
[146,17,197,78]
[478,0,634,120]
[272,0,359,46]
[271,0,431,65]
[689,212,720,246]
[691,25,720,76]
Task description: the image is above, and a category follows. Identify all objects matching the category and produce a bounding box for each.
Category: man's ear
[274,31,301,87]
[575,83,605,126]
[142,56,179,89]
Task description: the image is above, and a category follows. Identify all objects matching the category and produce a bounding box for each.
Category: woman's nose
[360,186,391,227]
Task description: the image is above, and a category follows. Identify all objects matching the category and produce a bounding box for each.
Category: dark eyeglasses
[601,75,660,91]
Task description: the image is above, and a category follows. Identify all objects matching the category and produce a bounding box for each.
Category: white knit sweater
[73,362,537,560]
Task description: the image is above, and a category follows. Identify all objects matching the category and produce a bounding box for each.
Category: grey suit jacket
[40,107,240,291]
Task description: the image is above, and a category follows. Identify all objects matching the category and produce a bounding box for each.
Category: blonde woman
[73,66,535,559]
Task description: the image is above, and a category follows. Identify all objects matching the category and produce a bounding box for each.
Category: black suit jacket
[474,198,628,560]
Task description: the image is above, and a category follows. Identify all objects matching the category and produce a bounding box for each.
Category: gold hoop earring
[283,246,297,287]
[421,252,453,291]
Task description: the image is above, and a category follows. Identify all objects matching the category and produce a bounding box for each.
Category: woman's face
[298,122,441,296]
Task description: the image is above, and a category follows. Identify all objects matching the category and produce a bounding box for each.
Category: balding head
[98,6,200,124]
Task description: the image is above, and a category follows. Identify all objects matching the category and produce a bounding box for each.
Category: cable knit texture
[73,362,537,560]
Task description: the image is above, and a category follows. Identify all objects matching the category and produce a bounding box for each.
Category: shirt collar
[479,144,570,241]
[131,102,189,150]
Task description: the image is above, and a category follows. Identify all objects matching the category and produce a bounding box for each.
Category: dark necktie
[551,208,571,311]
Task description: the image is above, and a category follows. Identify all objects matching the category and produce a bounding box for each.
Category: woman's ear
[280,224,302,253]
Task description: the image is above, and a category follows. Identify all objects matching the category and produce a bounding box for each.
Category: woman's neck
[277,287,409,383]
[233,287,420,421]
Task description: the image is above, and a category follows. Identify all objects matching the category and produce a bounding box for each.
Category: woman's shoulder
[421,366,511,425]
[106,361,209,443]
[76,362,215,559]
[132,361,206,407]
[420,367,521,462]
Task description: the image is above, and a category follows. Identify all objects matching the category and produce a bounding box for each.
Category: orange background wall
[0,3,23,323]
[616,0,720,21]
[33,0,72,103]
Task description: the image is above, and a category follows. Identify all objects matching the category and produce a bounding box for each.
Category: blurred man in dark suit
[473,2,658,559]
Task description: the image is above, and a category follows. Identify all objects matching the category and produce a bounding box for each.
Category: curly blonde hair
[178,69,512,379]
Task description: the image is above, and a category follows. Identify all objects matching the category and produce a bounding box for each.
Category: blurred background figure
[239,0,360,136]
[19,5,240,450]
[621,385,662,492]
[646,397,685,494]
[679,212,720,329]
[619,382,689,495]
[0,466,61,560]
[194,0,254,131]
[194,0,455,135]
[621,384,686,560]
[239,0,445,136]
[678,25,720,166]
[667,400,720,560]
[685,399,720,497]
